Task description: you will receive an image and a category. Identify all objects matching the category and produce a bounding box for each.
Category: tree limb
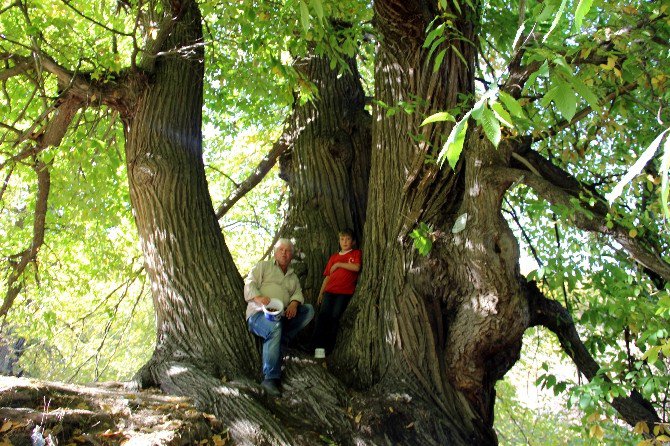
[215,139,289,219]
[498,155,670,284]
[0,95,84,317]
[2,53,135,111]
[0,159,50,318]
[525,280,661,428]
[531,82,639,143]
[502,12,661,98]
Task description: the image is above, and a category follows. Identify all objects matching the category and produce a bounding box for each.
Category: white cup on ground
[314,348,326,359]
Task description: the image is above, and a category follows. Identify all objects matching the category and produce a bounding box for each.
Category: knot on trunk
[326,130,354,166]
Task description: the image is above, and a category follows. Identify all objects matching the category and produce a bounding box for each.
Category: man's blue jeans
[247,304,314,380]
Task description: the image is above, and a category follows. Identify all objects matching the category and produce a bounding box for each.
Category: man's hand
[254,296,270,306]
[285,300,299,319]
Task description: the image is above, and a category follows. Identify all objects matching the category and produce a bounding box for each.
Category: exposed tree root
[0,350,493,445]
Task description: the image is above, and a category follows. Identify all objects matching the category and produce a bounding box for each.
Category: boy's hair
[338,228,355,240]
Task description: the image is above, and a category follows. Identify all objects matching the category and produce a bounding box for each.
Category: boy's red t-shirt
[323,249,362,295]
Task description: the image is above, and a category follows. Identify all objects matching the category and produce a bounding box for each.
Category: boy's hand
[329,262,340,274]
[317,292,324,305]
[285,300,299,319]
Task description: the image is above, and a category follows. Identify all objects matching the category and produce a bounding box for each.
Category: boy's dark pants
[312,292,352,354]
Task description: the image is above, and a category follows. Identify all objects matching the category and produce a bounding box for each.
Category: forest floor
[0,350,441,446]
[0,375,227,445]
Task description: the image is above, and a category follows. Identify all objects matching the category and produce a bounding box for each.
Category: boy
[312,228,361,358]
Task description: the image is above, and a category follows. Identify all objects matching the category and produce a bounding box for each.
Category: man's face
[274,243,293,268]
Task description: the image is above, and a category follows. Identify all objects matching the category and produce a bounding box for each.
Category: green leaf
[643,346,660,364]
[426,36,446,64]
[570,77,602,112]
[543,0,567,43]
[490,101,514,128]
[439,117,469,170]
[299,0,310,33]
[574,0,594,30]
[471,99,486,120]
[410,222,433,255]
[451,45,468,67]
[424,23,445,49]
[420,112,456,126]
[579,393,592,410]
[479,105,501,147]
[433,49,447,72]
[498,91,526,118]
[527,61,549,88]
[553,83,577,121]
[607,129,670,204]
[310,0,324,22]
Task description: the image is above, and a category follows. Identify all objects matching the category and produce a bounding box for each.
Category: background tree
[1,0,669,445]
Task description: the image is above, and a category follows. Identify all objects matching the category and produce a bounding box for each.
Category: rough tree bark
[119,3,363,444]
[327,1,517,443]
[125,1,257,387]
[5,0,667,443]
[278,53,371,299]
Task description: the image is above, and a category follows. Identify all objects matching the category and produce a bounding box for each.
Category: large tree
[1,0,669,444]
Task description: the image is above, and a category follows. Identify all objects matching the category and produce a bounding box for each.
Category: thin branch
[0,164,15,202]
[502,197,543,269]
[0,60,31,81]
[57,0,133,37]
[532,82,639,143]
[215,139,289,219]
[0,0,19,15]
[526,280,661,429]
[0,159,50,318]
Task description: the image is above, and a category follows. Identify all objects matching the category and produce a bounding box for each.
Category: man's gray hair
[274,238,294,252]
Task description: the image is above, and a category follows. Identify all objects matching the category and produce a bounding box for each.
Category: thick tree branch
[499,156,670,283]
[503,12,661,98]
[1,53,137,112]
[215,139,289,219]
[525,280,661,428]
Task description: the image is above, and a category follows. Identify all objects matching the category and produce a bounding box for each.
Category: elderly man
[244,238,314,396]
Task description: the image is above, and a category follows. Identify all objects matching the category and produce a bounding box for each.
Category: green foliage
[410,222,433,256]
[1,2,669,444]
[496,328,640,445]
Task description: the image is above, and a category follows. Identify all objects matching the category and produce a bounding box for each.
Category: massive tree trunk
[325,1,525,443]
[278,53,371,300]
[124,0,257,388]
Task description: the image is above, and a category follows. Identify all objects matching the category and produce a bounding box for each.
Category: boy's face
[339,235,353,251]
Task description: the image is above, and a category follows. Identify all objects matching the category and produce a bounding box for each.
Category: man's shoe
[261,379,281,397]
